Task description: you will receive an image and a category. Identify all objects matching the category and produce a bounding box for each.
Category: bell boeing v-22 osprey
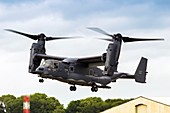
[5,28,164,92]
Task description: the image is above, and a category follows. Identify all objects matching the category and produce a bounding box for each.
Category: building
[101,96,170,113]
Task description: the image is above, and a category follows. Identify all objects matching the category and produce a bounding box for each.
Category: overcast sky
[0,0,170,106]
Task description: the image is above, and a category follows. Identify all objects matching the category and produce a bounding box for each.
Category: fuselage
[35,60,112,86]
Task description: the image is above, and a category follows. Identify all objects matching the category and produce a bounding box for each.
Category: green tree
[66,100,80,113]
[0,93,133,113]
[30,93,64,113]
[0,93,65,113]
[0,94,19,113]
[66,97,133,113]
[53,105,65,113]
[11,96,23,113]
[66,97,107,113]
[104,98,133,109]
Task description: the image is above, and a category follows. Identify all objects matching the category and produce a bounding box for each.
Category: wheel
[70,86,76,91]
[73,86,76,91]
[39,79,44,83]
[91,86,98,92]
[94,87,98,92]
[70,86,73,91]
[91,87,94,92]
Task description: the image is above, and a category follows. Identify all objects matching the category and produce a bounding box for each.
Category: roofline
[135,96,170,107]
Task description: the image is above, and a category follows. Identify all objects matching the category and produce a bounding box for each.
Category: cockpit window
[54,62,59,69]
[42,61,46,65]
[41,60,59,69]
[41,60,52,67]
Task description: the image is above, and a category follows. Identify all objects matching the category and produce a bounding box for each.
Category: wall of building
[101,97,170,113]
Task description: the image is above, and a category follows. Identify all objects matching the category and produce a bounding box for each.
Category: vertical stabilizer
[135,57,148,83]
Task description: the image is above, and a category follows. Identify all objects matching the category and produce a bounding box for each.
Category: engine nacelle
[29,43,45,73]
[103,43,119,76]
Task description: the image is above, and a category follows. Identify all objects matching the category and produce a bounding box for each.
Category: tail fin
[135,57,148,83]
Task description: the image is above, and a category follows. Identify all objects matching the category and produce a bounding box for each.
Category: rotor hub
[39,33,46,38]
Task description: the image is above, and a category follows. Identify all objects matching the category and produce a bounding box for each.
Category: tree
[66,97,133,113]
[0,93,65,113]
[104,98,133,109]
[11,97,23,113]
[0,93,133,113]
[66,100,80,113]
[0,94,19,113]
[53,105,65,113]
[30,93,64,113]
[66,97,107,113]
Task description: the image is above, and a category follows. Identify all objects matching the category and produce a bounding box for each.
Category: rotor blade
[4,29,38,40]
[122,37,164,42]
[87,27,113,37]
[46,36,80,41]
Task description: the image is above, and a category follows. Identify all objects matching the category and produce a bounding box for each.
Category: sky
[0,0,170,107]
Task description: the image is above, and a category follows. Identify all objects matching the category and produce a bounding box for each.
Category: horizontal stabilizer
[135,57,148,83]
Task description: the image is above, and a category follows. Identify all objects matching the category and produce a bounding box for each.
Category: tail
[135,57,148,83]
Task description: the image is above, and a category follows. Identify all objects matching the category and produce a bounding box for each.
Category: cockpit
[41,60,59,69]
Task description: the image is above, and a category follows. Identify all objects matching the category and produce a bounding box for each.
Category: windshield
[41,60,59,68]
[41,60,52,67]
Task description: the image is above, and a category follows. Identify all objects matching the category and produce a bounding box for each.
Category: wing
[34,54,104,67]
[34,54,66,61]
[77,55,104,67]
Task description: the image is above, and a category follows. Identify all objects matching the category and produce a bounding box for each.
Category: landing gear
[39,79,44,83]
[91,85,98,92]
[70,85,76,91]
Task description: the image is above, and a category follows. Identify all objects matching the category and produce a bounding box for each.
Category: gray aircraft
[5,28,163,92]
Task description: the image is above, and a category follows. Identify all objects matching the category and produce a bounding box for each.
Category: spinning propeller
[87,27,164,42]
[5,29,77,41]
